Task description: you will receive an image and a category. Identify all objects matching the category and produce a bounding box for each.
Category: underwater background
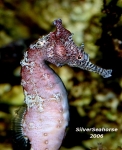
[0,0,122,149]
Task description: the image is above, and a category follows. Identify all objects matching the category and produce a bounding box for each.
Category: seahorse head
[48,19,112,78]
[30,19,112,78]
[47,19,87,68]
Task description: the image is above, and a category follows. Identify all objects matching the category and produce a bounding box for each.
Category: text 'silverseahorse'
[12,19,112,150]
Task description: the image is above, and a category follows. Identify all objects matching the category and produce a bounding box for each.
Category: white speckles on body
[21,46,69,149]
[28,122,35,129]
[26,62,35,74]
[42,73,50,80]
[30,35,49,50]
[20,51,28,66]
[47,83,54,89]
[46,46,54,58]
[50,92,62,101]
[20,51,35,74]
[24,90,44,112]
[21,79,27,86]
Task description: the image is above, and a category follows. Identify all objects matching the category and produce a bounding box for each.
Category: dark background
[0,0,122,149]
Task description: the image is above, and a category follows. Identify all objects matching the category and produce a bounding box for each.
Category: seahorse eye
[78,56,82,59]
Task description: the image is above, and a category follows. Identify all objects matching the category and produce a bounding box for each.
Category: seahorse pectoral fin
[12,105,31,150]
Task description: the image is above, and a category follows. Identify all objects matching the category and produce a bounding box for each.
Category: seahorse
[12,19,112,150]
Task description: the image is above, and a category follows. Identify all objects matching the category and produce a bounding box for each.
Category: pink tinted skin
[20,19,112,150]
[21,49,69,150]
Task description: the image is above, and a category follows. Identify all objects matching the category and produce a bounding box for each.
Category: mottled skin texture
[21,49,69,150]
[19,19,112,150]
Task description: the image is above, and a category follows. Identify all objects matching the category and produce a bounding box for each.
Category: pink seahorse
[13,19,112,150]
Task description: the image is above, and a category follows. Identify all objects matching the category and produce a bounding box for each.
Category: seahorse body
[13,19,112,150]
[20,47,69,150]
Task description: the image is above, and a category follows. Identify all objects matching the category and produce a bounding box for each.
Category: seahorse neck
[20,48,67,110]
